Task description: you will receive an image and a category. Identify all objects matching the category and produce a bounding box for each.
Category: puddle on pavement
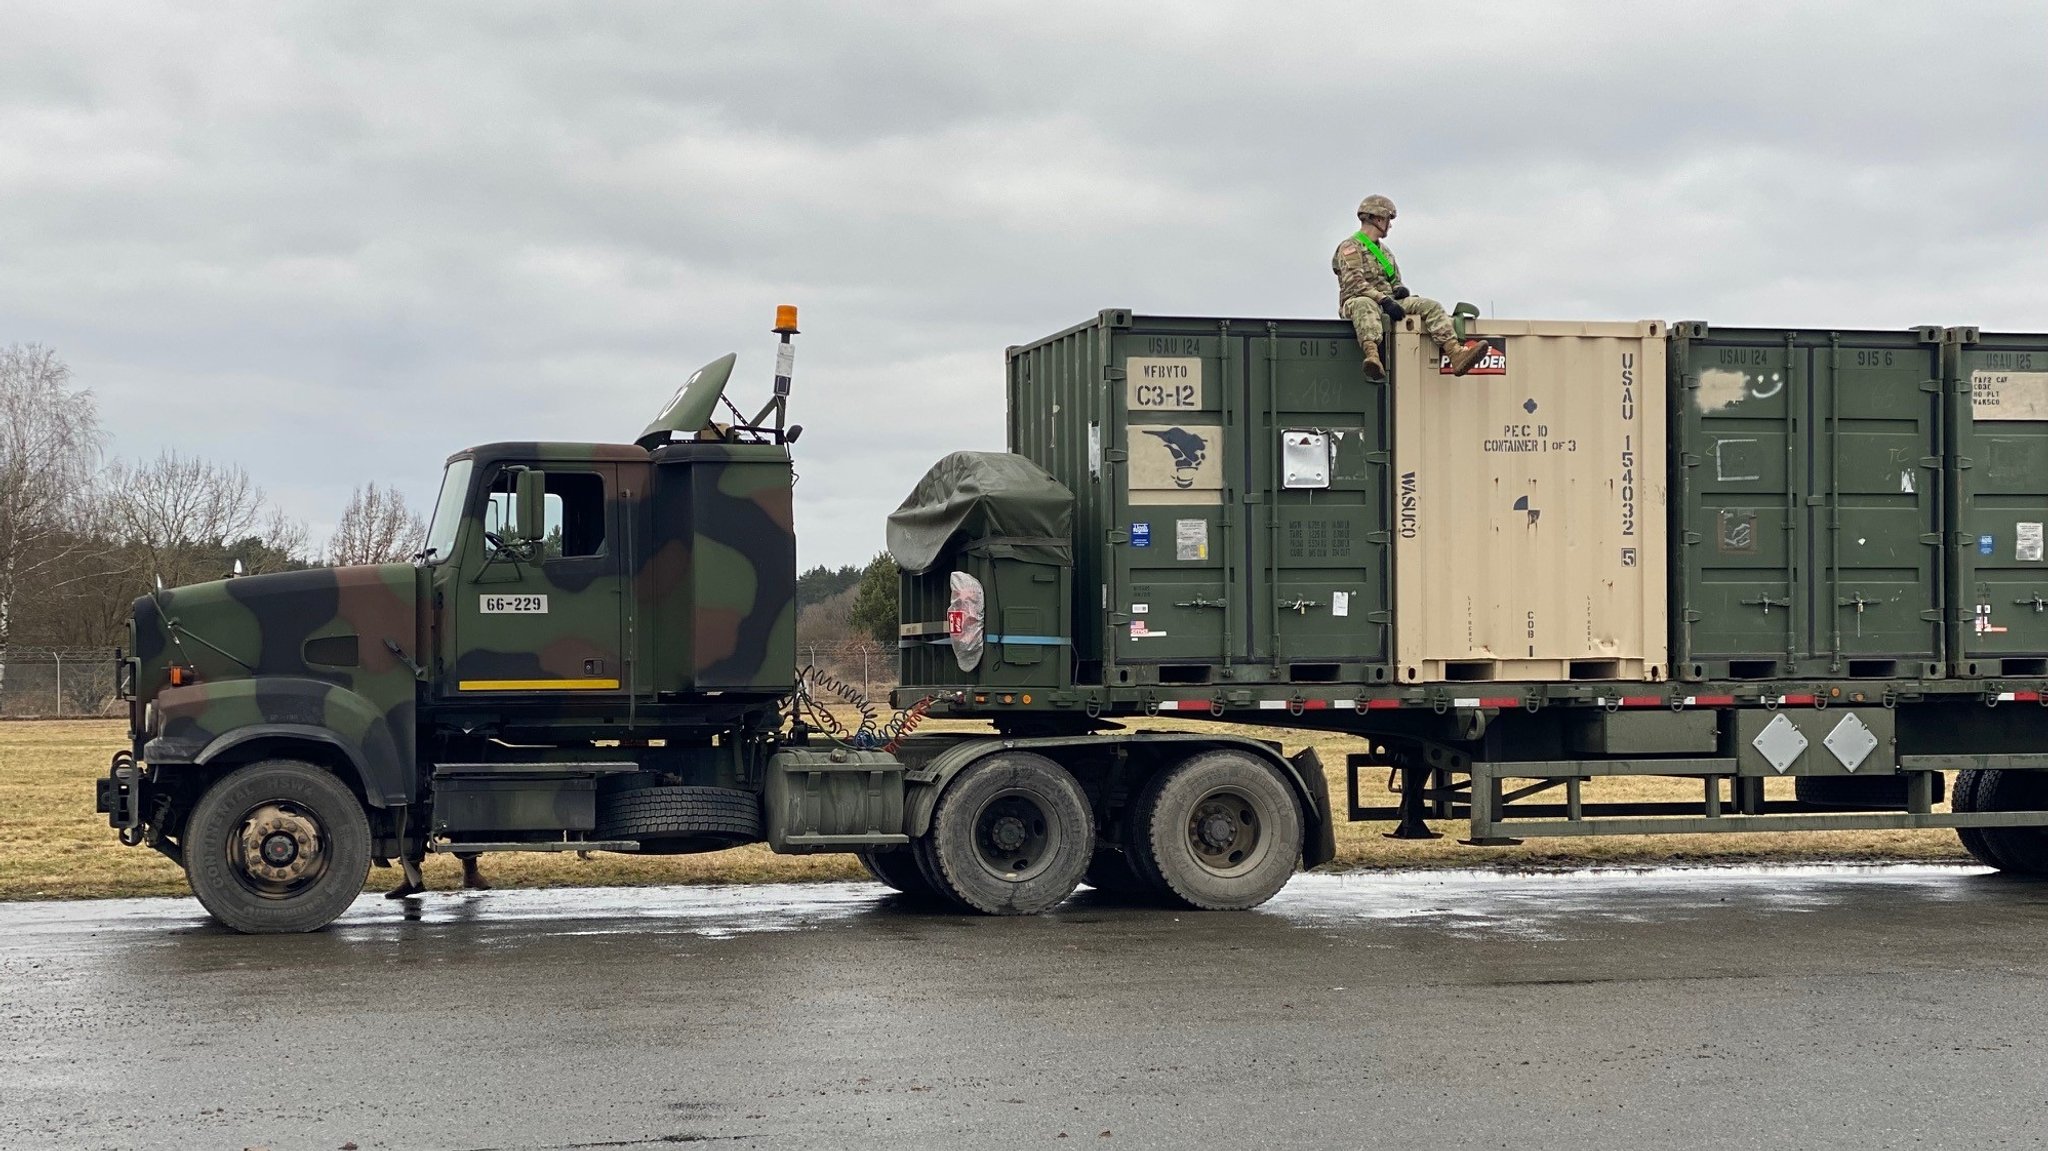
[0,863,2000,949]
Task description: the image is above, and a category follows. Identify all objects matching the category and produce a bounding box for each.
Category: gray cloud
[2,0,2043,566]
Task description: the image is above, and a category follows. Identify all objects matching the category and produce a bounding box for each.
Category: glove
[1379,296,1406,320]
[1391,285,1411,301]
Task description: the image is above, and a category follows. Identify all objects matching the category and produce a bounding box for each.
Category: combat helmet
[1357,194,1397,222]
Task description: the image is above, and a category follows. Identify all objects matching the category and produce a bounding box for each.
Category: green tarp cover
[887,451,1074,574]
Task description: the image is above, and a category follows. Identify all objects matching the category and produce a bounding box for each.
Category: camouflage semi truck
[97,317,1338,933]
[99,307,2048,935]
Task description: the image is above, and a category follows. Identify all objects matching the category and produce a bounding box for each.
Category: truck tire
[1952,769,2009,870]
[182,759,372,934]
[1974,770,2048,875]
[1130,751,1302,911]
[858,847,939,897]
[596,785,761,853]
[924,752,1093,915]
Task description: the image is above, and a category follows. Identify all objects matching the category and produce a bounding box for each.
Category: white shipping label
[1126,357,1204,410]
[1088,422,1101,478]
[1971,370,2048,421]
[2020,522,2044,562]
[1332,591,1350,617]
[1131,603,1150,614]
[480,594,549,614]
[1175,518,1209,561]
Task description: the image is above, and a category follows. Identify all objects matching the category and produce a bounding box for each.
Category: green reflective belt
[1354,230,1399,283]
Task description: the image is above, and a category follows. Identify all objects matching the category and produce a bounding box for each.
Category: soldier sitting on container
[1334,194,1490,382]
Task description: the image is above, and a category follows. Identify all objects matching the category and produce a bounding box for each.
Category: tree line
[0,344,428,673]
[796,553,899,674]
[1,342,905,693]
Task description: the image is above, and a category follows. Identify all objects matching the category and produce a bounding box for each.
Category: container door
[1809,334,1944,675]
[1672,327,1803,675]
[1247,324,1391,681]
[1950,330,2048,674]
[1110,325,1240,678]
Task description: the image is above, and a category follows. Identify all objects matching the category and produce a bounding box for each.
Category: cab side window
[542,472,607,560]
[479,468,608,560]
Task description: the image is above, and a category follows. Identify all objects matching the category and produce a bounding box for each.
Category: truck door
[446,462,626,696]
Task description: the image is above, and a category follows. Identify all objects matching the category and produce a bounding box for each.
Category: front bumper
[97,751,144,846]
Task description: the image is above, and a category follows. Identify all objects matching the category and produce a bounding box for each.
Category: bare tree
[328,482,425,566]
[0,344,106,691]
[104,450,307,586]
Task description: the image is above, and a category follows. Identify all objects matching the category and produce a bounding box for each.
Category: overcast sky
[3,1,2045,570]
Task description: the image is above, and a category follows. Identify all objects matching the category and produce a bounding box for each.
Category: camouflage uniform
[1333,193,1489,380]
[1332,236,1459,351]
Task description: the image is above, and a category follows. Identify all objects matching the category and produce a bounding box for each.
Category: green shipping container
[1668,323,1946,681]
[1945,328,2048,676]
[1007,311,1392,688]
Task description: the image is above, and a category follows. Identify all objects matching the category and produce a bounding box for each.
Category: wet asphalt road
[4,866,2048,1151]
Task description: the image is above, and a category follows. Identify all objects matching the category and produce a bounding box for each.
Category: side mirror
[512,468,547,544]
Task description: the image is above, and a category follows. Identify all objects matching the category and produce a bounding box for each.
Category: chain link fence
[798,642,900,700]
[0,651,124,718]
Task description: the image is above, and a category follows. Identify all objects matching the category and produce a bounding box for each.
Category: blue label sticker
[1132,522,1151,548]
[1980,534,1997,556]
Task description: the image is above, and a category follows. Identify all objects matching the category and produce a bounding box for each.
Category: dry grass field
[0,715,1967,902]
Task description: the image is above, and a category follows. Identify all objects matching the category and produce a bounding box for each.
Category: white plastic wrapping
[948,570,986,672]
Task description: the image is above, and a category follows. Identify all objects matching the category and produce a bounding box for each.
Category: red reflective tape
[2014,691,2041,703]
[1478,697,1520,709]
[1779,694,1817,706]
[1691,695,1737,706]
[1300,699,1328,710]
[1621,696,1664,708]
[1366,699,1403,710]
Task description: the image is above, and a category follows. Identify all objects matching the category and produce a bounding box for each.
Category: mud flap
[1289,746,1337,868]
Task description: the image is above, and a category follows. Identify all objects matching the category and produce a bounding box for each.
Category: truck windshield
[421,459,474,564]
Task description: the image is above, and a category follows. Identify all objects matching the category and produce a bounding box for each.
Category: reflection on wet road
[5,866,2047,1150]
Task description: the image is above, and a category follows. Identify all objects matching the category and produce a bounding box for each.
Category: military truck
[97,313,1338,933]
[99,307,2048,935]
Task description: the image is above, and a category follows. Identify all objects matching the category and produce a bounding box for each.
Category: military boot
[1443,339,1491,377]
[1360,342,1387,382]
[385,856,426,899]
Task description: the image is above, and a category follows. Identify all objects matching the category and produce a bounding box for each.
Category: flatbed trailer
[892,677,2048,858]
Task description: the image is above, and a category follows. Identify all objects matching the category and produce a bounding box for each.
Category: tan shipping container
[1392,318,1668,683]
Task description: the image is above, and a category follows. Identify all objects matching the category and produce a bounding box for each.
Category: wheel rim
[1182,786,1267,878]
[226,801,330,899]
[972,788,1061,882]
